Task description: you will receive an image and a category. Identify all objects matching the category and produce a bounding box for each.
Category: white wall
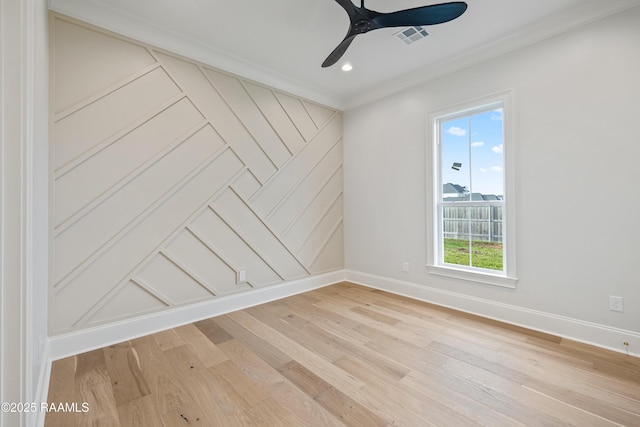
[50,15,344,338]
[344,6,640,354]
[0,0,50,426]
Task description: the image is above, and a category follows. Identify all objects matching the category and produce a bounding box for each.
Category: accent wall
[50,14,344,334]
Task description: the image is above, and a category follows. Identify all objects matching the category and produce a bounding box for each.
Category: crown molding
[48,1,346,110]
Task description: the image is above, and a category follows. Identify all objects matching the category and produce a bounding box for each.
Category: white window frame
[426,91,517,288]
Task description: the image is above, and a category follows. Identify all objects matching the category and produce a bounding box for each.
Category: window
[427,91,517,287]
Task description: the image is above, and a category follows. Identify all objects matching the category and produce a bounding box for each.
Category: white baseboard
[345,269,640,358]
[48,269,639,361]
[49,271,345,360]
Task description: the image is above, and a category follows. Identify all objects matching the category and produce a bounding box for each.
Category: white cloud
[491,109,503,121]
[479,168,487,173]
[491,166,503,172]
[470,141,484,147]
[446,126,466,136]
[492,144,503,154]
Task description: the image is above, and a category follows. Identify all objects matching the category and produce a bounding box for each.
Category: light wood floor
[45,282,640,426]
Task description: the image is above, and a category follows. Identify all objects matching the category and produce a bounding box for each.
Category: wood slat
[74,349,121,426]
[279,360,388,427]
[51,15,344,337]
[217,338,346,427]
[46,283,640,426]
[128,335,209,426]
[103,342,151,406]
[43,356,77,427]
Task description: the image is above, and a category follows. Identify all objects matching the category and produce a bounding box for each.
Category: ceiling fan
[323,0,468,67]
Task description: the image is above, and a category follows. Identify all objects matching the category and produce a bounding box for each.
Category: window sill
[426,264,518,288]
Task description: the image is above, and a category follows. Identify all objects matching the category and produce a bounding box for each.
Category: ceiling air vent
[394,26,429,45]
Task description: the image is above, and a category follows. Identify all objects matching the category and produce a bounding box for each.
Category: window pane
[439,105,504,272]
[469,108,503,199]
[470,203,503,270]
[441,117,469,202]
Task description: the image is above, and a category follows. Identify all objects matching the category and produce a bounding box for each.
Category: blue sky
[440,108,504,196]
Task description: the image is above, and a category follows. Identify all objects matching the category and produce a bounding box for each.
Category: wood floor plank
[194,317,234,345]
[227,310,365,394]
[524,378,640,425]
[357,324,448,373]
[280,313,412,382]
[279,294,372,346]
[349,305,400,325]
[44,356,77,427]
[128,334,213,426]
[243,397,303,427]
[161,344,250,426]
[246,305,347,362]
[314,300,436,350]
[499,341,640,410]
[103,342,151,406]
[331,356,460,426]
[173,323,229,367]
[401,378,523,427]
[45,282,640,426]
[416,363,563,426]
[217,338,346,427]
[211,315,293,371]
[74,349,121,427]
[116,395,164,427]
[192,351,292,426]
[358,299,447,336]
[210,359,272,406]
[280,360,388,427]
[151,328,185,351]
[405,357,623,427]
[427,340,640,425]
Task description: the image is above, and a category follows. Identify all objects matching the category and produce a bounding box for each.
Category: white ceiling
[49,0,640,109]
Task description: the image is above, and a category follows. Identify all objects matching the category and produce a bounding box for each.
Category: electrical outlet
[237,269,247,284]
[402,262,409,272]
[609,295,624,312]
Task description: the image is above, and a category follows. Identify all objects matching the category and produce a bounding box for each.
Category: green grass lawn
[443,238,503,271]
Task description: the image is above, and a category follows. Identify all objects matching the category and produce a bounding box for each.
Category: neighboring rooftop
[443,183,503,201]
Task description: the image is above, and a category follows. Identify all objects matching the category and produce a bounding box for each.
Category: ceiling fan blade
[322,34,357,68]
[371,2,467,29]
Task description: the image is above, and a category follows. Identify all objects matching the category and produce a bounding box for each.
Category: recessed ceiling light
[341,63,353,72]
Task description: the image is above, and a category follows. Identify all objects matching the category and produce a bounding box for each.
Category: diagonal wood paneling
[50,14,344,333]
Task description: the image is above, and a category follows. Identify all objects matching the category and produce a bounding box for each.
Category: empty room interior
[2,0,640,426]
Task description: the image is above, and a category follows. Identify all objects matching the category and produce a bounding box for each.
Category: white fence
[442,202,503,242]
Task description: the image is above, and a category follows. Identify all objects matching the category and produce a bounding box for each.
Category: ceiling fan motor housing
[353,19,372,33]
